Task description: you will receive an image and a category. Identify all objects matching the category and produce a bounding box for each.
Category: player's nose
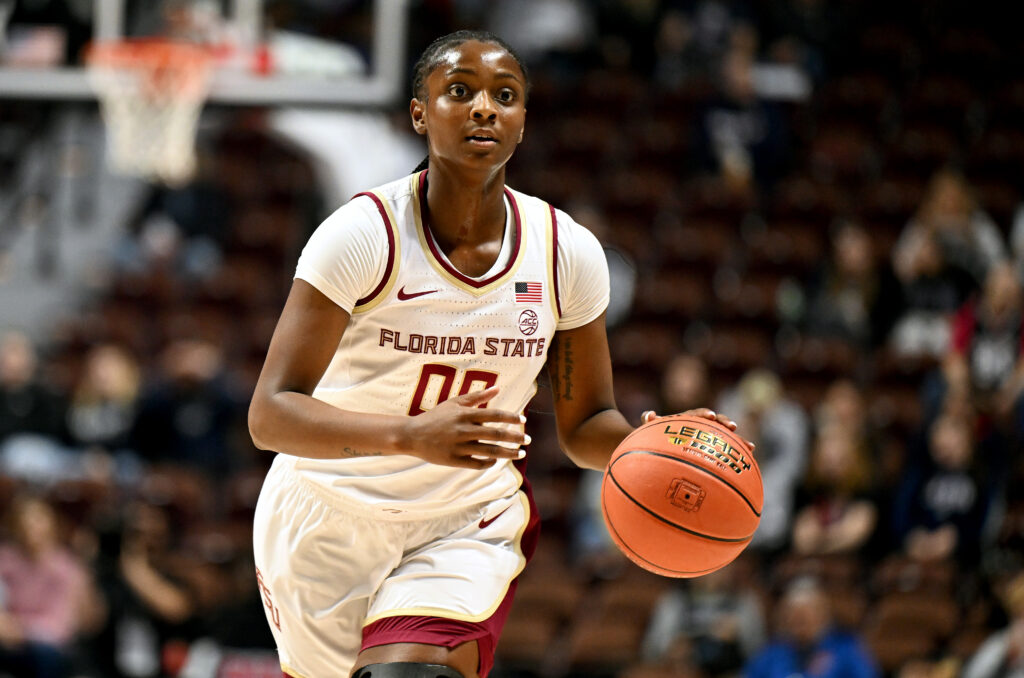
[471,90,497,121]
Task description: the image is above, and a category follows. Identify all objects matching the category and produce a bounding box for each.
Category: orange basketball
[601,414,762,578]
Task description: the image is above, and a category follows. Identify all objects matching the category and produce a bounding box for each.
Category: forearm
[121,559,192,624]
[546,319,635,470]
[248,391,408,460]
[559,408,634,471]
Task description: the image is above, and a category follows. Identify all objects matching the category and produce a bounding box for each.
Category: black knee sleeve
[351,663,465,678]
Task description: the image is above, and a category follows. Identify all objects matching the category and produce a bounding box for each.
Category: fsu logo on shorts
[667,478,706,512]
[518,309,539,335]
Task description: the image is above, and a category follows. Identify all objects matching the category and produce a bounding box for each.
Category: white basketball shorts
[252,457,537,678]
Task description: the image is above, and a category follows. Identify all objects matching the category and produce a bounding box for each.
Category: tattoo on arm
[342,446,382,458]
[549,335,574,402]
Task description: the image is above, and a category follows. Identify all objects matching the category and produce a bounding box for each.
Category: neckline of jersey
[415,170,524,289]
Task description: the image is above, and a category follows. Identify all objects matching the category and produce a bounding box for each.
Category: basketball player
[248,30,740,678]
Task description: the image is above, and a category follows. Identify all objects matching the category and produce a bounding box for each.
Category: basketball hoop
[86,40,212,186]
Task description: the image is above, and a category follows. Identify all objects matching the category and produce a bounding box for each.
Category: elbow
[558,436,607,472]
[247,396,272,451]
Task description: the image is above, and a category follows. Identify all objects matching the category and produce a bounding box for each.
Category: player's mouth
[466,132,499,147]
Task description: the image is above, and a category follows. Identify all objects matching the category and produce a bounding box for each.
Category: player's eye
[449,84,468,97]
[496,89,516,103]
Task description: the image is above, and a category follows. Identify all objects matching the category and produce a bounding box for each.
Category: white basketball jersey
[284,171,608,512]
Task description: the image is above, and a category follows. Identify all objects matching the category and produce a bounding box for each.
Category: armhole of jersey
[352,191,400,314]
[546,203,562,321]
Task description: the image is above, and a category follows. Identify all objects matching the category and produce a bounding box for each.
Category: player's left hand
[641,408,755,451]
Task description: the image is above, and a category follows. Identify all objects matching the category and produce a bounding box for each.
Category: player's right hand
[401,386,530,469]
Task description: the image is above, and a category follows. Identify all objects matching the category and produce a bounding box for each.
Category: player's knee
[351,663,466,678]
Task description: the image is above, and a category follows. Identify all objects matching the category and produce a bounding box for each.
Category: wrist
[388,415,417,456]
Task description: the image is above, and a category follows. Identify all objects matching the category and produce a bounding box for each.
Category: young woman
[248,30,740,678]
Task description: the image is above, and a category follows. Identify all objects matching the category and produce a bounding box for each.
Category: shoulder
[359,172,418,205]
[750,642,794,665]
[315,174,418,241]
[340,173,417,221]
[550,205,605,259]
[824,630,872,654]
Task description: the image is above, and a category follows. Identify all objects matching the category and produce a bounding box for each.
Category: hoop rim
[85,38,212,69]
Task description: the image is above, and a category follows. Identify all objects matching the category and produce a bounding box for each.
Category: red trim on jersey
[417,171,523,288]
[549,204,562,318]
[353,192,396,307]
[360,475,541,678]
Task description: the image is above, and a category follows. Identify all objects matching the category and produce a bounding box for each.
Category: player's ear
[410,98,427,136]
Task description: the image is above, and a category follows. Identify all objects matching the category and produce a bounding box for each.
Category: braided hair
[411,30,530,173]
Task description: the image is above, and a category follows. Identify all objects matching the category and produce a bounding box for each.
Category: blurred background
[0,1,1023,677]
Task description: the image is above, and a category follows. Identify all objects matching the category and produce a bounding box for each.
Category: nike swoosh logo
[479,506,511,530]
[397,286,438,301]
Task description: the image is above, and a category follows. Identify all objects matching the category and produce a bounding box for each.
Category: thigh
[367,492,530,624]
[253,460,402,677]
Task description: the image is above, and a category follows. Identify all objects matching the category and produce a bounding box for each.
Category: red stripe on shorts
[361,483,542,677]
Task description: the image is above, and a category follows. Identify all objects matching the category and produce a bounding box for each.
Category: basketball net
[86,40,212,186]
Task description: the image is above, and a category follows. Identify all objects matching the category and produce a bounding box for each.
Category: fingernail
[519,414,527,424]
[516,449,526,459]
[708,410,716,417]
[523,434,532,446]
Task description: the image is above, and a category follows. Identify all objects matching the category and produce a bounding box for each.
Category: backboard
[0,0,410,106]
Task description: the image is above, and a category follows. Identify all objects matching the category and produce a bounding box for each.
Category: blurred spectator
[756,0,852,81]
[942,262,1024,426]
[650,9,704,91]
[89,501,200,678]
[894,167,1005,292]
[791,423,879,556]
[717,368,809,553]
[0,331,65,445]
[669,0,755,71]
[691,47,790,194]
[132,340,241,476]
[117,159,229,281]
[661,354,712,414]
[892,413,993,564]
[889,245,976,360]
[814,379,872,439]
[0,332,72,485]
[963,570,1024,678]
[800,219,902,349]
[744,576,879,678]
[66,344,141,454]
[487,0,595,69]
[891,168,1007,357]
[642,560,766,674]
[894,168,1006,288]
[569,469,628,580]
[0,494,105,678]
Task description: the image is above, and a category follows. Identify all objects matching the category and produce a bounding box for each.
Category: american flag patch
[515,281,542,303]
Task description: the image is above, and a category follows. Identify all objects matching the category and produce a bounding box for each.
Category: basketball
[601,414,763,578]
